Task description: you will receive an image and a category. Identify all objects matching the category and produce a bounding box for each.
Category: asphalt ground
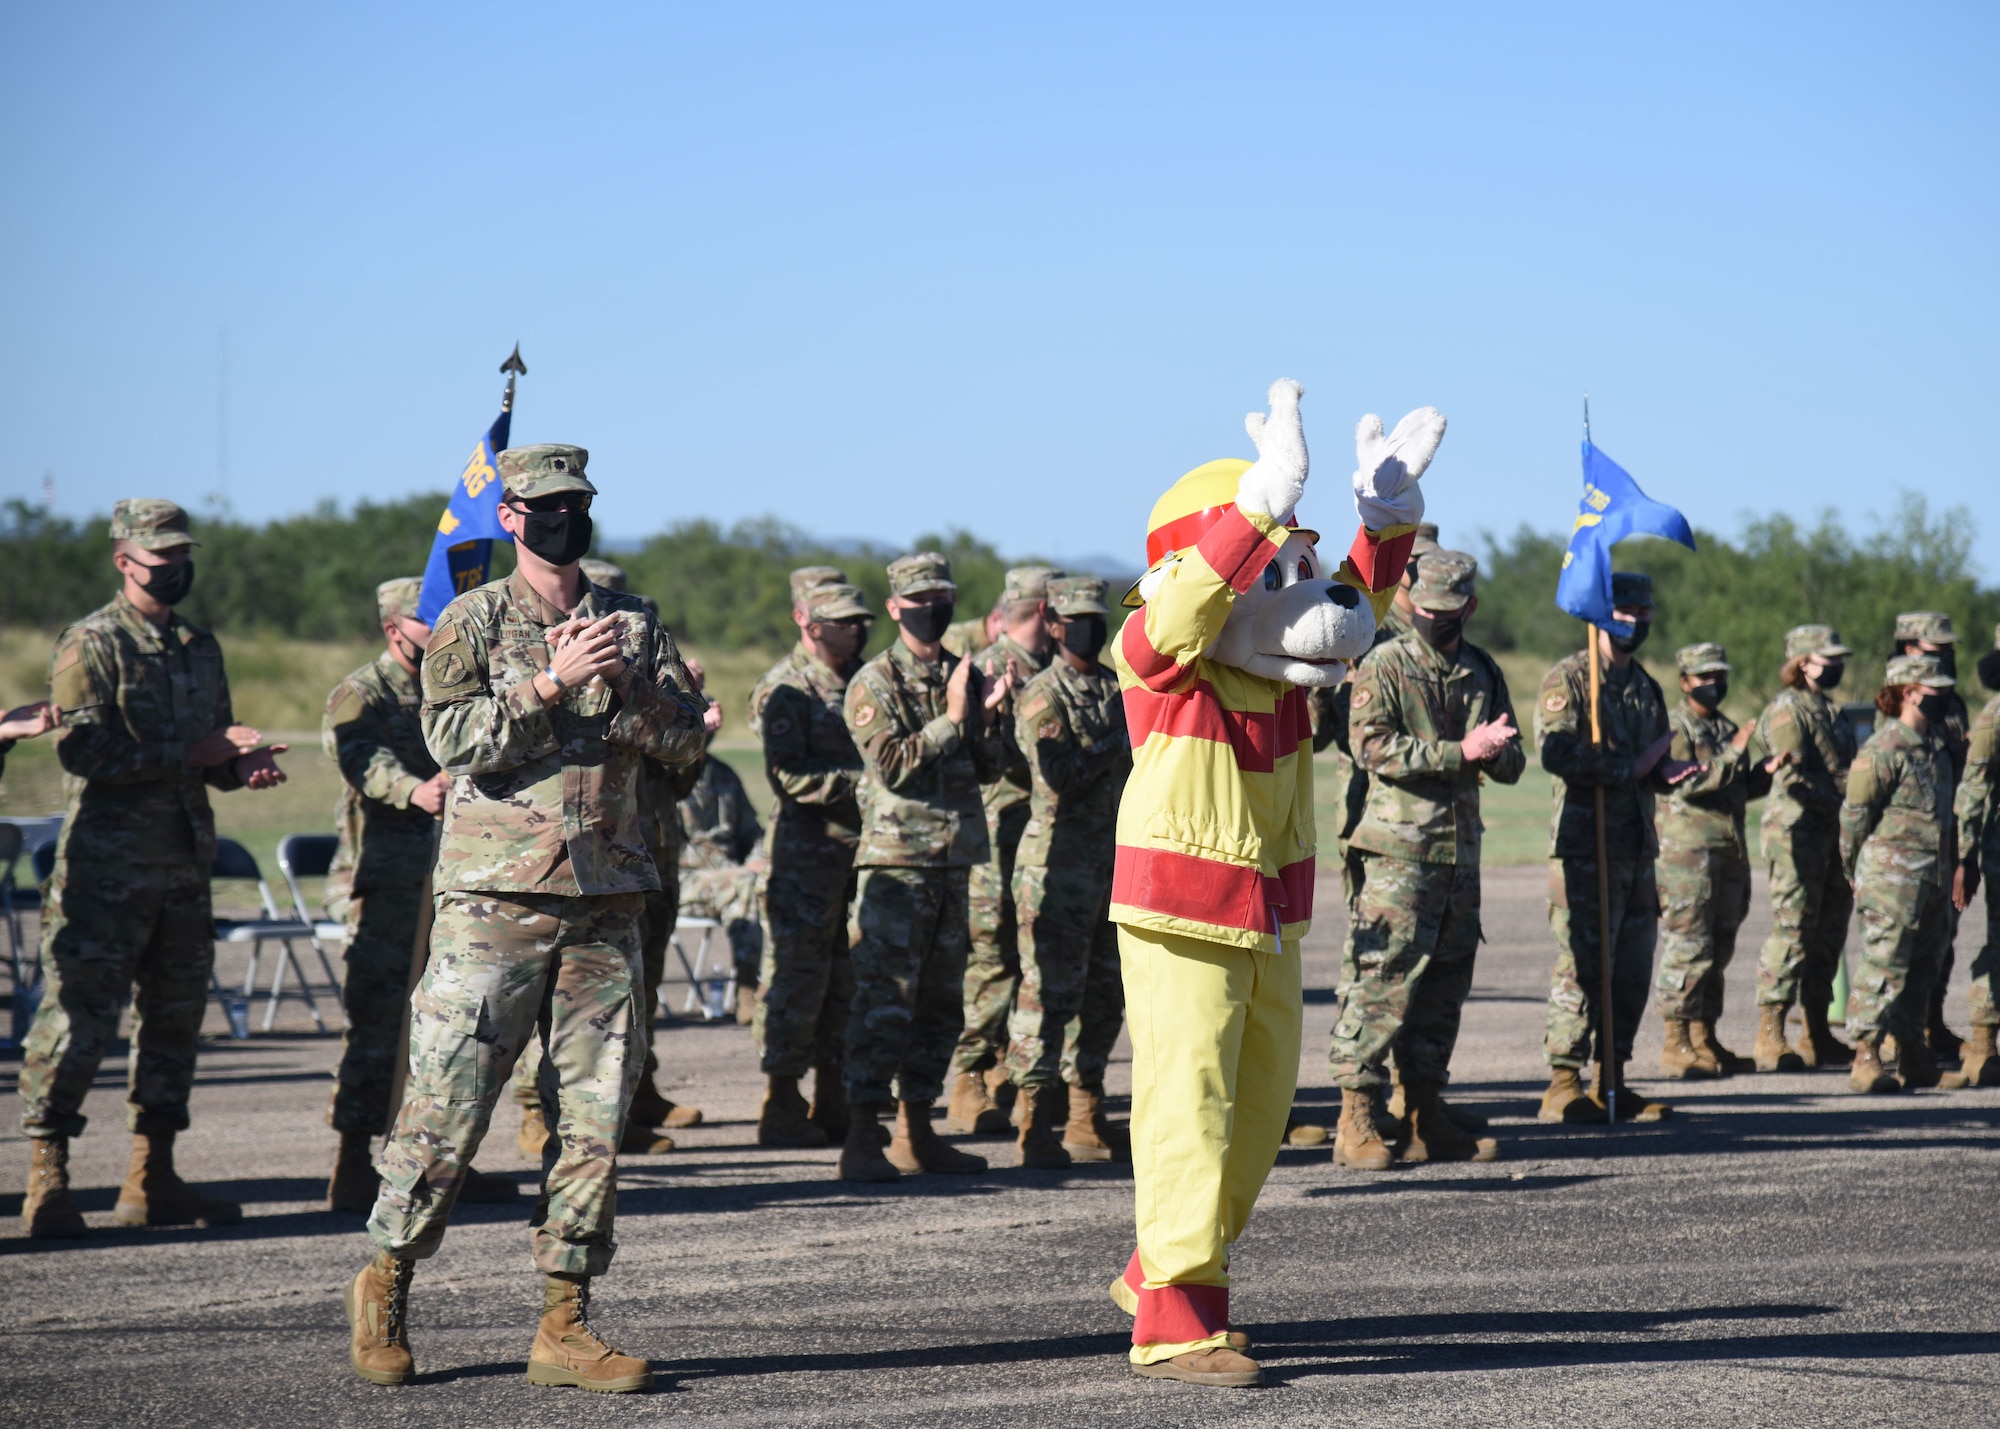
[2,865,1996,1427]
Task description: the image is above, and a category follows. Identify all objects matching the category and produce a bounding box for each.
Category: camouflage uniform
[1957,628,2000,1028]
[942,611,998,660]
[951,566,1061,1078]
[322,578,441,1136]
[678,753,764,987]
[1841,653,1958,1046]
[747,581,871,1079]
[1754,626,1859,1013]
[368,446,706,1278]
[845,553,1004,1108]
[1004,577,1131,1090]
[1327,552,1524,1091]
[1535,575,1674,1068]
[1653,644,1770,1023]
[19,501,249,1142]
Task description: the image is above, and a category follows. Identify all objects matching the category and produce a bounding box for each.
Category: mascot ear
[1235,379,1308,524]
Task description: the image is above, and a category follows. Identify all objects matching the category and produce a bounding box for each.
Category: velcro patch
[852,701,877,729]
[1544,692,1569,713]
[1038,717,1062,740]
[326,685,365,726]
[1351,688,1373,709]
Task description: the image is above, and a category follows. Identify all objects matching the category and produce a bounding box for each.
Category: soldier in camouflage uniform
[1324,551,1520,1168]
[748,573,871,1147]
[1534,571,1697,1124]
[1752,624,1858,1071]
[837,551,1008,1182]
[946,564,1063,1135]
[1841,652,1959,1094]
[942,592,1006,660]
[18,499,288,1241]
[1652,643,1773,1080]
[1885,612,1971,1061]
[1002,576,1132,1168]
[347,445,707,1393]
[1945,623,2000,1087]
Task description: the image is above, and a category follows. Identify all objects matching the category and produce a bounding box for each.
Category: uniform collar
[507,568,602,628]
[375,648,421,696]
[112,590,187,651]
[887,636,945,679]
[990,632,1051,673]
[792,641,851,693]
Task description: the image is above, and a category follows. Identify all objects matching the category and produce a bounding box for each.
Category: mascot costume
[1106,379,1442,1386]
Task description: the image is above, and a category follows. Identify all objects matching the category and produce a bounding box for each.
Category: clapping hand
[548,615,629,688]
[235,744,288,790]
[1460,713,1518,763]
[0,701,56,742]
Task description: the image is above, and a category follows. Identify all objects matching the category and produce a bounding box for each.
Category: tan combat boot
[526,1276,651,1393]
[1332,1087,1394,1170]
[1591,1064,1670,1122]
[1659,1019,1716,1080]
[1897,1029,1942,1089]
[1941,1025,2000,1088]
[630,1077,704,1130]
[1849,1035,1902,1094]
[1754,1005,1805,1072]
[759,1074,830,1148]
[837,1106,901,1184]
[808,1062,852,1143]
[21,1136,87,1239]
[1795,1001,1854,1069]
[887,1100,987,1175]
[1132,1346,1264,1387]
[112,1131,241,1227]
[328,1131,379,1214]
[1015,1084,1072,1170]
[1062,1084,1129,1163]
[1691,1019,1754,1075]
[1538,1067,1608,1124]
[735,982,758,1027]
[1402,1078,1499,1163]
[346,1251,415,1386]
[518,1105,550,1159]
[943,1071,1010,1136]
[1284,1114,1329,1148]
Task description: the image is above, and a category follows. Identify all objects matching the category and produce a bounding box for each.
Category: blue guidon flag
[417,405,515,625]
[1554,437,1695,627]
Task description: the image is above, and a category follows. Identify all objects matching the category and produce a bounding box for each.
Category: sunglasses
[506,494,592,515]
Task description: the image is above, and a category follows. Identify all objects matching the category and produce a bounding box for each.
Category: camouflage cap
[580,558,627,591]
[1409,548,1477,612]
[1885,650,1955,688]
[789,565,848,600]
[496,443,596,499]
[109,498,198,551]
[1784,624,1852,659]
[1610,571,1654,609]
[1894,610,1956,645]
[1410,522,1441,557]
[887,551,956,598]
[803,582,871,621]
[1675,641,1731,677]
[1047,575,1109,617]
[376,577,423,625]
[1002,565,1064,605]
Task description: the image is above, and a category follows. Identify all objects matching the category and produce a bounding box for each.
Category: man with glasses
[346,445,711,1394]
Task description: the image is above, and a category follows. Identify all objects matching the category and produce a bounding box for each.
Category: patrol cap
[803,582,872,621]
[1676,642,1731,677]
[580,558,627,591]
[1894,610,1956,645]
[1047,575,1109,618]
[790,565,848,600]
[496,444,596,499]
[1410,522,1441,557]
[376,577,423,625]
[1784,624,1852,659]
[109,498,198,551]
[1002,565,1064,605]
[1409,549,1477,612]
[886,551,956,598]
[1885,651,1955,688]
[1610,571,1653,609]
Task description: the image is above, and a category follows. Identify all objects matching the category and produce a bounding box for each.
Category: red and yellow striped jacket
[1110,503,1407,952]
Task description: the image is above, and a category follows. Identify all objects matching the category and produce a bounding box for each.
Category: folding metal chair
[211,837,339,1033]
[668,915,735,1020]
[0,824,32,1049]
[275,831,350,944]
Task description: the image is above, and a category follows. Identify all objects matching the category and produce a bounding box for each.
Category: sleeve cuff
[923,715,962,757]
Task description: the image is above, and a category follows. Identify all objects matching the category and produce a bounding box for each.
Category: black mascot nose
[1324,583,1360,609]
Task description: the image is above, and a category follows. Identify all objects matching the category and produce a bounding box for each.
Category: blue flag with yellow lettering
[416,407,515,625]
[1554,439,1695,627]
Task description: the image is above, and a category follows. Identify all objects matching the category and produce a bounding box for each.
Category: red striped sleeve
[1199,506,1283,593]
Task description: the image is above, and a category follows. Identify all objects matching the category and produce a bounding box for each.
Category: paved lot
[2,865,1995,1426]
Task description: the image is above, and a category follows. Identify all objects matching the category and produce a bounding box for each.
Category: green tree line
[2,494,1993,700]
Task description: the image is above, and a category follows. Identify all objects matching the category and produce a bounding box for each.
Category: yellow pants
[1117,923,1302,1363]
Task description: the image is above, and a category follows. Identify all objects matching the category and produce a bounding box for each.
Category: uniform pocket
[406,989,501,1107]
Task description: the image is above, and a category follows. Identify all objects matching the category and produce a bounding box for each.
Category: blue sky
[3,4,1995,577]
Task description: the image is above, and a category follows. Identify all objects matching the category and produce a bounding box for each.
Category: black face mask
[519,511,594,566]
[1978,649,2000,691]
[1811,660,1845,692]
[1916,691,1952,723]
[1689,680,1726,710]
[1059,615,1107,660]
[1608,619,1650,655]
[138,559,195,607]
[1411,608,1464,651]
[1934,647,1958,679]
[897,601,955,644]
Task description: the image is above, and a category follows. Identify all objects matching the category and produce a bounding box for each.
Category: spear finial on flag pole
[500,343,528,412]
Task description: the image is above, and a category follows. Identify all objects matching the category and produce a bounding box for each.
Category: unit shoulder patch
[327,685,366,726]
[1038,717,1062,741]
[1544,692,1569,713]
[1350,688,1374,710]
[851,699,877,730]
